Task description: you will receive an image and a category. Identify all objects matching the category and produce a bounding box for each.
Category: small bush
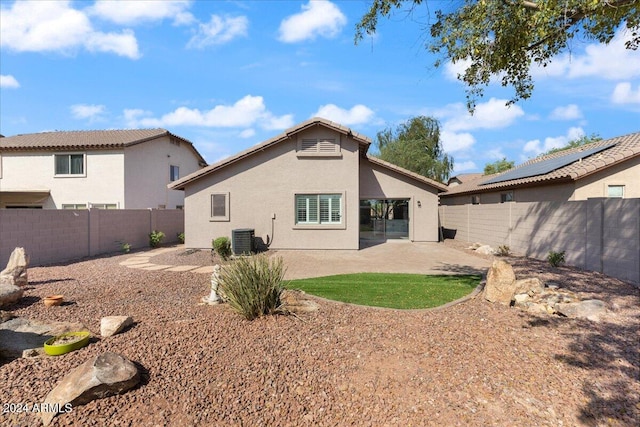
[218,255,286,320]
[496,245,511,256]
[213,237,232,260]
[116,241,131,254]
[177,232,185,244]
[547,250,566,267]
[149,230,165,248]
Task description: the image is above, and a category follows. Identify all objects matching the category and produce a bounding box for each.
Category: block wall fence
[439,198,640,285]
[0,209,184,267]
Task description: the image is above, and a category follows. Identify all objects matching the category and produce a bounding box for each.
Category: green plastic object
[43,331,91,356]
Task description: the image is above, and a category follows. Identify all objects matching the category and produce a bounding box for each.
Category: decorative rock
[280,289,319,313]
[0,247,29,287]
[555,299,607,322]
[0,317,87,360]
[475,245,495,255]
[100,316,133,337]
[513,293,530,303]
[0,283,23,308]
[41,352,140,426]
[484,260,517,305]
[514,278,545,296]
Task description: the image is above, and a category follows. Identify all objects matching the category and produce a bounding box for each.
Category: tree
[355,1,639,111]
[541,133,602,156]
[375,116,454,182]
[483,158,515,175]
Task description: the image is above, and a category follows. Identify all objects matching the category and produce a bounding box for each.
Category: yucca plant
[218,255,286,320]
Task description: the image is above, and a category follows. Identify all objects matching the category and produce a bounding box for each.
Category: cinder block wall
[0,209,184,267]
[439,198,640,284]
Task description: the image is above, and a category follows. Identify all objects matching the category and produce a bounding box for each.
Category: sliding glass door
[359,199,409,240]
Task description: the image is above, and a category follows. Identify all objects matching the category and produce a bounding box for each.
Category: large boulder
[0,283,23,308]
[483,260,517,305]
[41,352,140,426]
[555,299,607,322]
[0,247,29,287]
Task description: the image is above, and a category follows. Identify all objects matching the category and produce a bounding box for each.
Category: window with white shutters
[295,194,341,225]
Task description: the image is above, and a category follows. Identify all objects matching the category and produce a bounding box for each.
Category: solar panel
[481,143,617,185]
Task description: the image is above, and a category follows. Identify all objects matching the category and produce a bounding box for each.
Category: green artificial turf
[287,273,481,309]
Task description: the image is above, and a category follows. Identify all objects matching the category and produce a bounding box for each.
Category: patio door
[359,199,409,240]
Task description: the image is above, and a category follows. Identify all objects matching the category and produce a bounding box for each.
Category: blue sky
[1,0,639,176]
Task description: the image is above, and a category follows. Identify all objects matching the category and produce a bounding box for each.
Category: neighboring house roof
[367,156,449,192]
[170,117,373,190]
[447,173,483,186]
[0,128,207,166]
[443,131,640,196]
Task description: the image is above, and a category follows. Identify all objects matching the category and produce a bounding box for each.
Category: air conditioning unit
[232,228,255,255]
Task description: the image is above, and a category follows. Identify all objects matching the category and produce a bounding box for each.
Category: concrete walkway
[119,241,491,280]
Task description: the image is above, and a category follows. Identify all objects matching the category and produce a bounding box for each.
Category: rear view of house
[0,129,207,209]
[170,117,447,250]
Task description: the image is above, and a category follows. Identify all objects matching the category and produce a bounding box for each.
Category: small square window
[607,185,624,198]
[500,192,514,203]
[55,153,85,176]
[471,195,480,205]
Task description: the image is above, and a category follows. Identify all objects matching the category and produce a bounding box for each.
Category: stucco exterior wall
[440,181,576,206]
[359,159,440,241]
[124,136,202,209]
[574,156,640,199]
[183,128,361,250]
[0,150,124,208]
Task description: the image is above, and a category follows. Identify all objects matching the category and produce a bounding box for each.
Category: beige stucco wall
[183,128,361,250]
[0,150,125,208]
[574,156,640,199]
[359,159,440,242]
[124,135,202,209]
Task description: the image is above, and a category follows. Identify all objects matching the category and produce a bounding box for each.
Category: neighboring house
[0,129,207,209]
[447,173,482,187]
[170,117,447,250]
[441,132,640,205]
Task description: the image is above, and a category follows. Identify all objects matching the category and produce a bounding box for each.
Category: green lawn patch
[287,273,482,309]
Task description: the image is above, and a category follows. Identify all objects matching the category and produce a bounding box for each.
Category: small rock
[41,352,140,426]
[514,278,544,296]
[0,283,23,308]
[555,299,607,321]
[280,290,319,313]
[513,293,529,303]
[100,316,133,337]
[475,245,495,255]
[22,347,46,358]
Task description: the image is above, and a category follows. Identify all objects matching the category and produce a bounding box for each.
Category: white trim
[54,152,87,178]
[210,192,230,221]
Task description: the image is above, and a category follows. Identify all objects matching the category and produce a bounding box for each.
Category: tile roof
[170,117,372,190]
[0,128,207,165]
[442,131,640,196]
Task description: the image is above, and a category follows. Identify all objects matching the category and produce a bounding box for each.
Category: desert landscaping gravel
[1,243,638,426]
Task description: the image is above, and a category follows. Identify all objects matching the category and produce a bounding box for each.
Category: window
[62,204,87,210]
[210,193,230,221]
[296,194,342,225]
[500,192,514,203]
[607,185,624,198]
[471,195,480,205]
[55,153,85,176]
[170,165,180,182]
[297,137,340,156]
[89,203,117,209]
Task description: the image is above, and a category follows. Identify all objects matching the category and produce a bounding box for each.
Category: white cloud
[523,127,585,156]
[71,104,106,120]
[550,104,582,120]
[278,1,346,43]
[0,0,140,59]
[312,104,375,125]
[440,131,475,153]
[0,75,20,89]
[533,30,640,81]
[261,113,295,130]
[453,161,477,174]
[443,59,471,81]
[611,82,640,104]
[187,15,248,49]
[125,95,292,130]
[90,0,193,25]
[239,129,256,138]
[437,98,525,133]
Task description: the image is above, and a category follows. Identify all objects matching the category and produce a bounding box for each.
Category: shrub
[547,250,566,268]
[218,255,286,320]
[213,237,232,260]
[116,241,131,254]
[177,232,185,244]
[149,230,165,248]
[496,245,511,256]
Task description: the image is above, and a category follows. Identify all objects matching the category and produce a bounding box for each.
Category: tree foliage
[375,116,453,182]
[484,158,515,175]
[541,133,603,156]
[355,0,639,111]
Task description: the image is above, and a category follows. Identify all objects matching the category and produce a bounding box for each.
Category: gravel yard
[1,243,638,426]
